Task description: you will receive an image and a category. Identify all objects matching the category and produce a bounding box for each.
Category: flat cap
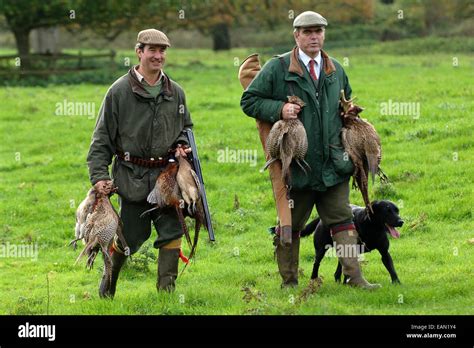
[137,29,171,47]
[293,11,328,28]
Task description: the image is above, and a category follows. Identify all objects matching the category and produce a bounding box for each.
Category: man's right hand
[281,103,301,120]
[94,180,113,195]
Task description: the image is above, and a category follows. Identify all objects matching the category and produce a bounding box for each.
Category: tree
[175,0,241,50]
[0,0,74,67]
[174,0,303,50]
[0,0,171,68]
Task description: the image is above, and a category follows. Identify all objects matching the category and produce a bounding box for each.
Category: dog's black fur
[300,200,403,284]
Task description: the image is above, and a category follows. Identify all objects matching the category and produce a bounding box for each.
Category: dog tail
[300,218,320,238]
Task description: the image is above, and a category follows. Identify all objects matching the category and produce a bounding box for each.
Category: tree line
[0,0,471,59]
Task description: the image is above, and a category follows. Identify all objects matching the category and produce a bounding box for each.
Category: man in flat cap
[241,12,380,289]
[87,29,193,298]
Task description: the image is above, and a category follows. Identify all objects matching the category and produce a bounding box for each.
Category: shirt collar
[134,66,162,86]
[298,48,322,69]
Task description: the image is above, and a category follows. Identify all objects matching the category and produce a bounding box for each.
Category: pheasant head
[340,90,364,118]
[287,95,306,108]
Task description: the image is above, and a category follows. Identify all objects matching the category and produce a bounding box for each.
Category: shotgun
[183,128,215,242]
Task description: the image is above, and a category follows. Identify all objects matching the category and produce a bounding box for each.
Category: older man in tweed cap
[241,12,381,289]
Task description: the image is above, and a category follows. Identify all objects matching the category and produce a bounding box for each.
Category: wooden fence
[0,50,116,76]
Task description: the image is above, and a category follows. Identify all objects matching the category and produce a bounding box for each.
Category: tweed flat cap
[293,11,328,28]
[137,29,171,47]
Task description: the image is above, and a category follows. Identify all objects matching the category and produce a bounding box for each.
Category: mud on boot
[274,229,300,288]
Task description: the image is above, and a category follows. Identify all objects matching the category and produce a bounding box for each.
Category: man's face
[136,44,167,72]
[294,26,325,57]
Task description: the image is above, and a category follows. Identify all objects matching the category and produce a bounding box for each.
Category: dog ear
[377,200,391,212]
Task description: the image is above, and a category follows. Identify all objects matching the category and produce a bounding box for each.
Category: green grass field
[0,43,473,315]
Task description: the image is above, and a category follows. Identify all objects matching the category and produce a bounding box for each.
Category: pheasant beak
[347,105,364,115]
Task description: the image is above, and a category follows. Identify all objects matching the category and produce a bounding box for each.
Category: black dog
[301,200,403,284]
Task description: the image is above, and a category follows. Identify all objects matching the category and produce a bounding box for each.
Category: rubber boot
[99,250,127,299]
[332,229,381,290]
[157,248,180,292]
[274,231,298,288]
[291,232,301,283]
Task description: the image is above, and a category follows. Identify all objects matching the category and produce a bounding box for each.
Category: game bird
[263,95,310,188]
[145,160,181,210]
[339,90,387,212]
[142,160,194,256]
[73,189,123,291]
[183,189,206,265]
[71,188,96,251]
[142,157,209,267]
[176,154,208,263]
[176,154,201,216]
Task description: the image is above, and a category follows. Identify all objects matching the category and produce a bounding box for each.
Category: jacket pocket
[329,145,354,176]
[112,159,150,202]
[325,72,337,85]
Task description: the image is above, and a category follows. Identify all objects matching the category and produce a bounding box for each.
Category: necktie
[309,60,317,80]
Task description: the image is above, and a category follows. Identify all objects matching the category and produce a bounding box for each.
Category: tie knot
[309,60,315,67]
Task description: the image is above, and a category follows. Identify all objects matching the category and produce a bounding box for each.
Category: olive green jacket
[87,67,193,202]
[240,47,354,191]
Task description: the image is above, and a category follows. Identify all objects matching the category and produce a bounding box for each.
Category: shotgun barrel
[183,128,215,241]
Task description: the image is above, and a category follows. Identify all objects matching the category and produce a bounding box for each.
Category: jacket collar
[289,46,335,76]
[134,66,163,86]
[128,66,173,98]
[298,49,322,73]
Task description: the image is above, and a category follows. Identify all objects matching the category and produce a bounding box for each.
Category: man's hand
[281,103,301,120]
[94,180,113,195]
[175,144,192,158]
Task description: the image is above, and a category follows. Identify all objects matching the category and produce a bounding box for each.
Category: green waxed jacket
[241,47,354,191]
[87,67,193,202]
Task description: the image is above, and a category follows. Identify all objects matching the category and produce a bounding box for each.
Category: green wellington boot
[332,229,381,290]
[157,248,180,292]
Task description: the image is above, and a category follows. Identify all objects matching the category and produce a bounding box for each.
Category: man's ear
[135,47,143,61]
[293,29,299,42]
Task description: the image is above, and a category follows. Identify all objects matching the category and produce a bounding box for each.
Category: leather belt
[116,150,169,168]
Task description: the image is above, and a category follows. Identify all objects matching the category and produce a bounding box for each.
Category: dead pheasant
[176,154,201,216]
[262,95,310,188]
[176,154,206,264]
[145,160,181,210]
[70,188,96,251]
[142,156,210,269]
[141,160,196,263]
[339,90,388,212]
[73,190,123,291]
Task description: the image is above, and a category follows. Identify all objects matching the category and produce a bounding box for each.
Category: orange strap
[179,250,189,264]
